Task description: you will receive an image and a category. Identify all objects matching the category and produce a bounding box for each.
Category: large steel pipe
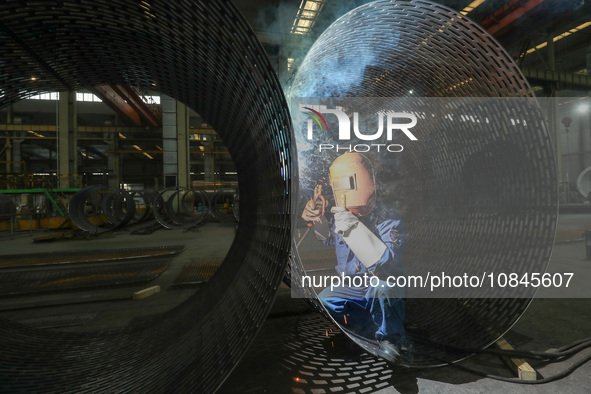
[288,0,557,366]
[68,185,106,233]
[153,187,208,229]
[0,0,291,392]
[102,189,136,228]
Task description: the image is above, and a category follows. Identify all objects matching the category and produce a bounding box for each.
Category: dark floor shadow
[219,289,485,393]
[220,294,591,393]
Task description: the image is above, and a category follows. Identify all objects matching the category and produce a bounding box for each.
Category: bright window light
[141,95,160,105]
[75,92,102,102]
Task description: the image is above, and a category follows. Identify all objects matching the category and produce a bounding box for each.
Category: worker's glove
[331,206,359,235]
[332,206,387,269]
[302,199,323,223]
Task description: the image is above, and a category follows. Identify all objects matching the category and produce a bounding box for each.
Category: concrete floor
[0,215,589,393]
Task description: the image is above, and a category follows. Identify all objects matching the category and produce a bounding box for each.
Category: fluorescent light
[290,0,325,36]
[26,130,44,138]
[297,19,312,28]
[525,21,591,55]
[460,0,486,15]
[303,1,320,11]
[132,144,153,159]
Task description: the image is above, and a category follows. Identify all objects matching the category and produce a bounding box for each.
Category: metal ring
[288,0,557,366]
[209,188,238,223]
[101,189,136,228]
[68,185,105,233]
[0,0,292,391]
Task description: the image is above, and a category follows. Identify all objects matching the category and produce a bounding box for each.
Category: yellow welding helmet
[329,152,376,216]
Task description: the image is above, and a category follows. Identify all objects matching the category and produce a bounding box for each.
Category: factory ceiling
[234,0,591,85]
[3,0,591,172]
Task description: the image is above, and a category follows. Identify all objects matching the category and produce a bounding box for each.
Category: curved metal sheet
[209,188,238,223]
[0,0,292,392]
[101,189,136,228]
[288,0,557,366]
[153,188,208,229]
[68,185,105,233]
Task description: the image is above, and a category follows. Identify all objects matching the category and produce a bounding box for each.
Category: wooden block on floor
[495,337,537,381]
[133,285,161,300]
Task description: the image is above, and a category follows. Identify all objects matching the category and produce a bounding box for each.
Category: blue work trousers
[318,279,406,343]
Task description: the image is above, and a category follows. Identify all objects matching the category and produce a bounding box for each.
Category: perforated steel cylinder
[288,0,557,365]
[0,0,291,392]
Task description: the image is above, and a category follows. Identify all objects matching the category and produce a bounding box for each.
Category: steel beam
[176,101,190,189]
[521,67,591,89]
[112,85,162,127]
[90,85,142,126]
[482,0,545,37]
[57,91,77,188]
[0,124,149,133]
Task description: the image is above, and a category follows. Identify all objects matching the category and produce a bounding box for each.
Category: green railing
[0,188,80,217]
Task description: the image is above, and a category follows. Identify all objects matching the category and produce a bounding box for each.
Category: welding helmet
[329,152,376,216]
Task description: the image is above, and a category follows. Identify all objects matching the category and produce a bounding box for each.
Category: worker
[301,151,407,361]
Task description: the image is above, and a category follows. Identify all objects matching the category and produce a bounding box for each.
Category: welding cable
[405,334,591,383]
[555,337,591,352]
[487,340,591,362]
[432,352,591,385]
[411,335,591,361]
[453,340,591,361]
